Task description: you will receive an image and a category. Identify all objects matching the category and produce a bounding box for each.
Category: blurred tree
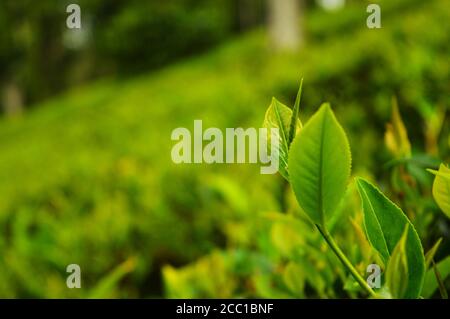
[267,0,303,50]
[2,82,24,116]
[0,0,246,113]
[235,0,265,31]
[0,0,67,111]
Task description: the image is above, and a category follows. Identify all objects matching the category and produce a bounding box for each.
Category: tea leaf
[386,225,409,298]
[349,217,372,262]
[271,221,305,258]
[425,238,443,269]
[427,164,450,218]
[356,178,425,298]
[288,79,303,146]
[422,255,450,298]
[263,98,301,180]
[288,103,351,226]
[384,97,411,158]
[88,257,137,298]
[431,260,448,299]
[283,262,305,297]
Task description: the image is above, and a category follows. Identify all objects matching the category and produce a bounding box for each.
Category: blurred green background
[0,0,448,298]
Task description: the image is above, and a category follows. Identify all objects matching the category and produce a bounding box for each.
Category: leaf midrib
[318,111,326,225]
[274,102,289,155]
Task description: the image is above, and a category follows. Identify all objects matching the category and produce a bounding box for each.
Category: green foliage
[356,178,425,298]
[163,251,236,299]
[94,0,234,72]
[88,258,137,298]
[262,98,301,180]
[422,256,450,298]
[0,0,448,299]
[385,226,410,298]
[384,98,411,159]
[428,164,450,218]
[283,262,305,298]
[288,79,303,146]
[281,93,437,298]
[160,0,450,296]
[0,0,236,106]
[289,103,351,226]
[425,238,443,269]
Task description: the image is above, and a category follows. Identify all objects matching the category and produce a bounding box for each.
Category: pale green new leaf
[288,79,303,146]
[288,103,351,226]
[283,262,305,297]
[384,97,411,158]
[263,98,301,180]
[88,258,136,298]
[428,164,450,218]
[386,225,409,298]
[356,178,425,298]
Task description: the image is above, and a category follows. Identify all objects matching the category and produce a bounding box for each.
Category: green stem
[432,260,448,299]
[316,224,377,298]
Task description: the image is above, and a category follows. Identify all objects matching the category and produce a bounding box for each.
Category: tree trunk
[2,82,24,116]
[268,0,302,51]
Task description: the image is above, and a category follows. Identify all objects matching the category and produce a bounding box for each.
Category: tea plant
[428,164,450,219]
[263,81,449,299]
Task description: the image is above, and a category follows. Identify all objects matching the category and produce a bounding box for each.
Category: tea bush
[164,85,449,298]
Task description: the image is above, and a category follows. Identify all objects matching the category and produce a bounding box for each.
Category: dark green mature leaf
[288,103,351,226]
[263,98,301,180]
[356,178,425,298]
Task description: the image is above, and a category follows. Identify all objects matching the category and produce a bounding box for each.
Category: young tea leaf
[356,178,425,298]
[263,98,301,180]
[386,225,409,298]
[88,257,136,298]
[283,262,306,297]
[288,103,351,226]
[425,238,443,269]
[384,97,411,158]
[428,164,450,218]
[288,79,303,146]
